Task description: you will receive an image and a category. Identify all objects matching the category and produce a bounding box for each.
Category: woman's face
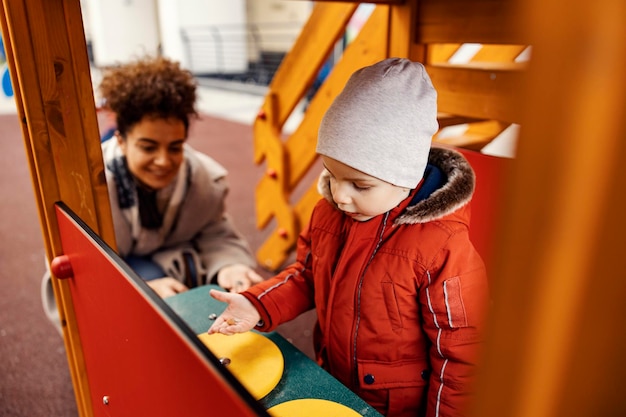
[117,116,187,190]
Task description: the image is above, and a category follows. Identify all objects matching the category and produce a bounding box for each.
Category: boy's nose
[332,184,351,205]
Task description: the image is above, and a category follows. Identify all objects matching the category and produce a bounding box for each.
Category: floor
[0,83,315,417]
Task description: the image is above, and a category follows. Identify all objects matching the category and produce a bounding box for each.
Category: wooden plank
[437,113,484,128]
[436,61,527,71]
[253,4,390,264]
[252,2,359,238]
[283,5,390,189]
[0,1,116,416]
[256,181,321,271]
[426,44,528,66]
[469,0,626,415]
[0,2,93,416]
[62,0,116,241]
[427,64,524,123]
[427,43,462,63]
[254,130,294,231]
[434,120,509,150]
[254,3,391,268]
[2,0,112,239]
[388,1,416,58]
[417,0,522,44]
[254,2,358,152]
[471,44,528,63]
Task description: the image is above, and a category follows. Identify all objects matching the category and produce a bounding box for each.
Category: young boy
[208,58,489,417]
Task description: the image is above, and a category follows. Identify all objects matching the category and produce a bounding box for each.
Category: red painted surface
[454,147,512,270]
[55,204,268,417]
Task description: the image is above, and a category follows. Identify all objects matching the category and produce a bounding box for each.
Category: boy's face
[322,156,410,222]
[117,116,187,190]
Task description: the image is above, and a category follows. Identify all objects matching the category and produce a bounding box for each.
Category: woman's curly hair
[98,55,198,136]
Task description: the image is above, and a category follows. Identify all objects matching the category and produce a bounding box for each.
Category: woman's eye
[139,146,156,152]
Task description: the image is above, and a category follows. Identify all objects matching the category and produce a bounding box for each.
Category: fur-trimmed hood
[317,146,475,225]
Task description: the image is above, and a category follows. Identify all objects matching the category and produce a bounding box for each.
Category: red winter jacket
[243,147,489,417]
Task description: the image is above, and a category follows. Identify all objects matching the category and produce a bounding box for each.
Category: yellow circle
[197,331,284,399]
[268,399,363,417]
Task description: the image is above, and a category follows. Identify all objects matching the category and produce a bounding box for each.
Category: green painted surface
[166,285,381,416]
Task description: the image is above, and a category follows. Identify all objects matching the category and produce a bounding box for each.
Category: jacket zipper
[352,211,390,388]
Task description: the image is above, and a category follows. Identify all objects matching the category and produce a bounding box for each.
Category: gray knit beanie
[316,58,438,188]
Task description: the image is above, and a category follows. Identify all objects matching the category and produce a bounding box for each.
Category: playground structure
[252,1,524,271]
[1,0,625,416]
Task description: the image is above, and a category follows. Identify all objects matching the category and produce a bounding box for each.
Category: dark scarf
[107,156,163,229]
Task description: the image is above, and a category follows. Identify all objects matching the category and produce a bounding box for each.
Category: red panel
[453,147,512,269]
[55,203,268,417]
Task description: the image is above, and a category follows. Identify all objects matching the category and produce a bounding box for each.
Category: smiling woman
[95,56,264,298]
[40,56,264,318]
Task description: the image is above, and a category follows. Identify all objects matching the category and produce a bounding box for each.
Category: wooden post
[0,0,116,415]
[469,0,626,416]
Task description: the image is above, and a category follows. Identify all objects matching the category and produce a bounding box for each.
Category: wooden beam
[0,1,116,415]
[388,0,418,58]
[427,64,524,123]
[284,4,390,190]
[254,4,391,270]
[417,0,522,44]
[434,120,508,150]
[437,112,484,128]
[471,44,528,63]
[254,1,359,154]
[469,0,626,415]
[427,43,462,63]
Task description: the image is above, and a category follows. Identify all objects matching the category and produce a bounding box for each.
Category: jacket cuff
[241,291,272,331]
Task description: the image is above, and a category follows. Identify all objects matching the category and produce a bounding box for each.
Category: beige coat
[102,139,256,283]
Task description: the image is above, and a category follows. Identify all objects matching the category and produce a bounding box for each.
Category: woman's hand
[146,277,189,298]
[207,289,261,335]
[216,264,264,293]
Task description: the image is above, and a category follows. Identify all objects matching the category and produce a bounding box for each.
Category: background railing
[181,22,306,86]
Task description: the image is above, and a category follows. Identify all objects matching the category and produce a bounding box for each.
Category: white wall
[158,0,248,73]
[85,0,160,67]
[246,0,312,53]
[83,0,310,72]
[156,0,182,63]
[246,0,312,25]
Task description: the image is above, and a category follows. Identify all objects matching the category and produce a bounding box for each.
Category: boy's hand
[208,289,261,335]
